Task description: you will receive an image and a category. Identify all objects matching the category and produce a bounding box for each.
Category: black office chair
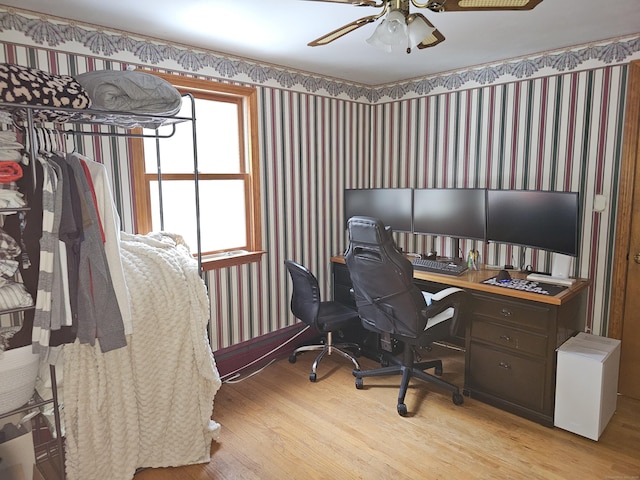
[285,260,361,382]
[344,216,468,416]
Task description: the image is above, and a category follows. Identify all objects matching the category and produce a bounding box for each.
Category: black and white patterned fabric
[0,63,91,122]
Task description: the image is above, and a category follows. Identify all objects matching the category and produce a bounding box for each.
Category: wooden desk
[331,255,590,426]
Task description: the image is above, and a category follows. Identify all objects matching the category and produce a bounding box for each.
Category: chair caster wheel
[435,366,443,376]
[289,354,297,363]
[453,393,464,405]
[397,403,408,416]
[309,372,317,382]
[355,377,364,389]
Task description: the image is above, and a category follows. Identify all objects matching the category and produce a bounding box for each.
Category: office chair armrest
[421,287,468,323]
[430,287,465,302]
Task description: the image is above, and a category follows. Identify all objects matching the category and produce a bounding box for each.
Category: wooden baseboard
[213,323,320,378]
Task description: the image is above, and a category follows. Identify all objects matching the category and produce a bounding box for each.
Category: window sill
[200,250,266,271]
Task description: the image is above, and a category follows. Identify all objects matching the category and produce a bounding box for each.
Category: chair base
[290,341,361,382]
[353,346,464,416]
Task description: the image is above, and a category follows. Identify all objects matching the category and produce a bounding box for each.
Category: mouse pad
[482,275,567,296]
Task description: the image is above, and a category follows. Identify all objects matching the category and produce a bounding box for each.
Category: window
[131,73,263,270]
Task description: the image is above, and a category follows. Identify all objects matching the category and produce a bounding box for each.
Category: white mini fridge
[554,332,621,440]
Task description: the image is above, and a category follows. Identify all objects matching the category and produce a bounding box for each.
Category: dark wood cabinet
[464,289,587,426]
[331,256,589,426]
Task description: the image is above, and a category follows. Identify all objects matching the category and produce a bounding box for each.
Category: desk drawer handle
[500,308,512,317]
[498,361,511,369]
[499,334,512,342]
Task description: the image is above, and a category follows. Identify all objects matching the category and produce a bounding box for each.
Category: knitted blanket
[63,232,221,480]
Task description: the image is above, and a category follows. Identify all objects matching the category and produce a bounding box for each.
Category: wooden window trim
[130,71,264,270]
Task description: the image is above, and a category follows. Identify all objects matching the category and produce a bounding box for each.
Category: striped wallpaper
[0,24,630,348]
[207,66,628,345]
[368,69,627,336]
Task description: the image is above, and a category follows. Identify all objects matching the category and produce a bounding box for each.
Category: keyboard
[411,258,468,276]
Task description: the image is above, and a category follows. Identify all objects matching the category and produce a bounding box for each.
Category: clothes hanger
[34,126,46,155]
[63,130,77,154]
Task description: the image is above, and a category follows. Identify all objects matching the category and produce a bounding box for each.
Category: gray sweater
[67,154,126,352]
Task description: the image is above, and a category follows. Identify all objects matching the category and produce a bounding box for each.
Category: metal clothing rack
[0,94,202,271]
[0,95,200,479]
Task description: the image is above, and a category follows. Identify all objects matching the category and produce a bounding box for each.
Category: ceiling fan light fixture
[366,10,408,51]
[407,15,436,47]
[308,0,544,50]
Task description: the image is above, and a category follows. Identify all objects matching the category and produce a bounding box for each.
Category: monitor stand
[432,238,464,264]
[449,238,464,264]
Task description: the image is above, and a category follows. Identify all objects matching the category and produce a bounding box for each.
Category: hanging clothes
[70,153,132,335]
[63,154,126,352]
[29,128,77,353]
[31,153,63,353]
[46,155,75,331]
[50,151,83,339]
[20,126,127,355]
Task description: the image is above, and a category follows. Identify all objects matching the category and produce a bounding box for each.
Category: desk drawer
[467,343,546,411]
[471,319,548,357]
[472,294,551,331]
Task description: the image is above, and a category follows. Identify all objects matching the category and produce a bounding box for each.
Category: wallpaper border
[1,6,639,102]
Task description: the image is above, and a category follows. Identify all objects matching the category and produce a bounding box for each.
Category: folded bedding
[0,63,92,123]
[76,70,182,116]
[0,281,33,310]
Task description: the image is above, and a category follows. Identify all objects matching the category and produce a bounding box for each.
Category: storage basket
[0,346,40,415]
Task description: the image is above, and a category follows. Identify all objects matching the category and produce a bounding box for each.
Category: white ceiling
[4,0,640,85]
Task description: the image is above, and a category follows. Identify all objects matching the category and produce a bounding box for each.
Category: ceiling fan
[307,0,544,54]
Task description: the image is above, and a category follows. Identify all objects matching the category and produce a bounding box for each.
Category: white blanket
[63,232,221,480]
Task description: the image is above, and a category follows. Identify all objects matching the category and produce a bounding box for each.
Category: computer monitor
[486,189,580,256]
[412,188,487,241]
[344,188,413,233]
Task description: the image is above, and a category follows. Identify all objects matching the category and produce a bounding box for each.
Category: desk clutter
[482,275,567,296]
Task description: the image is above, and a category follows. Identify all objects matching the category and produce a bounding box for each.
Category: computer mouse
[496,269,512,282]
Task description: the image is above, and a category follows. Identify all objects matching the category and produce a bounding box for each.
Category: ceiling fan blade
[426,0,543,12]
[308,15,380,46]
[412,14,445,49]
[302,0,380,6]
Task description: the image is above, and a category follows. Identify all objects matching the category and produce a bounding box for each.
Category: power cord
[222,359,278,384]
[220,325,311,384]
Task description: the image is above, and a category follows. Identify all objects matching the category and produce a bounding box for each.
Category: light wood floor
[134,345,640,480]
